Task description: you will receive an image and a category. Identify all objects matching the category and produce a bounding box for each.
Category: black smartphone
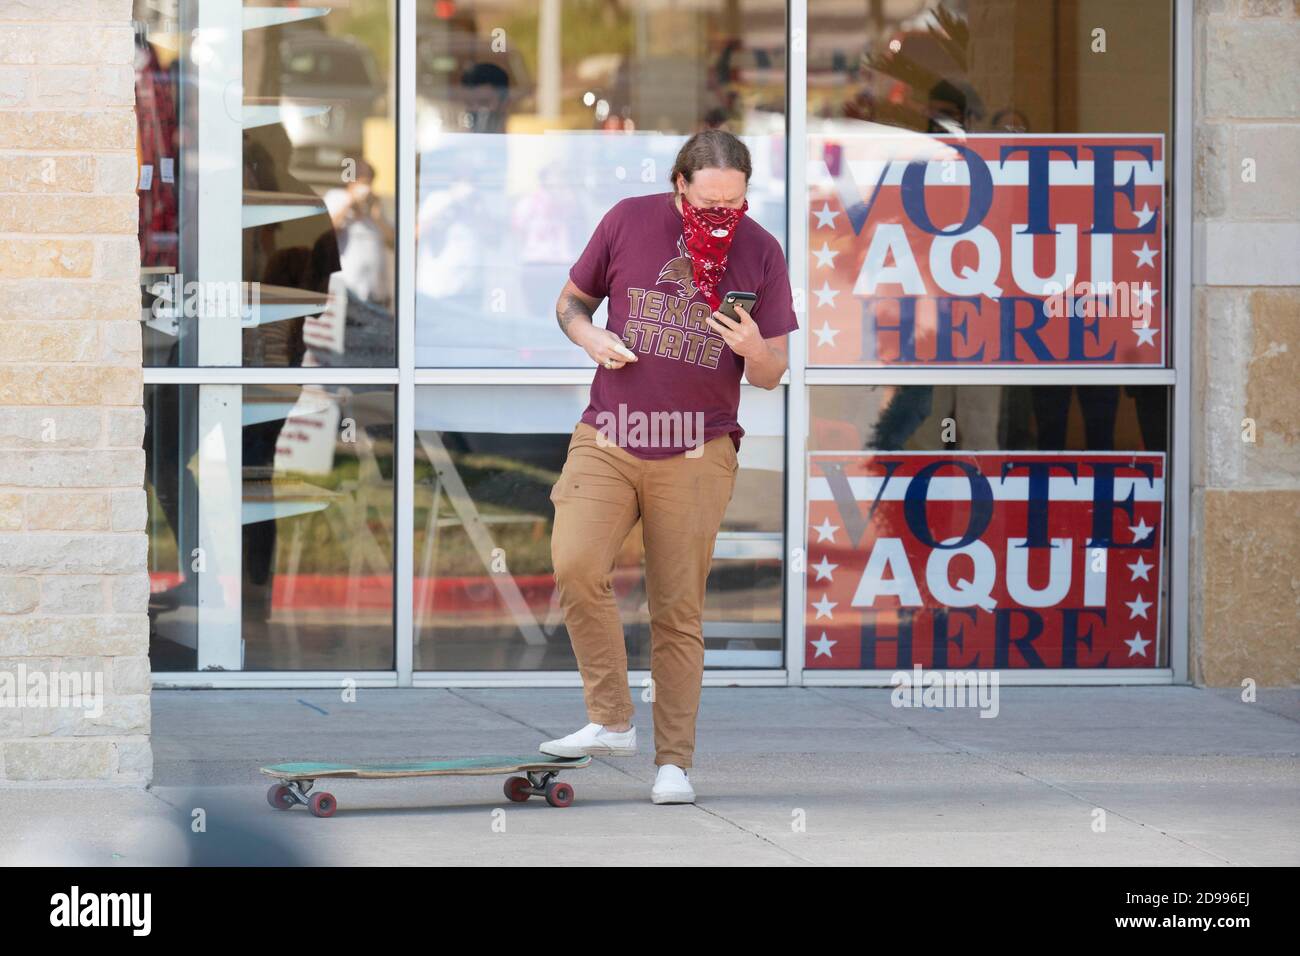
[717,291,758,321]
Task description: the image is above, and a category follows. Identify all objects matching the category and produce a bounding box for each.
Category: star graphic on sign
[1134,202,1156,228]
[813,281,840,308]
[812,516,839,542]
[1133,325,1159,347]
[813,203,840,229]
[1129,517,1153,542]
[812,242,840,269]
[1128,555,1153,582]
[811,593,838,620]
[1125,594,1152,620]
[1125,632,1151,658]
[810,632,837,659]
[813,322,840,348]
[1132,242,1158,268]
[811,555,838,581]
[1136,282,1159,307]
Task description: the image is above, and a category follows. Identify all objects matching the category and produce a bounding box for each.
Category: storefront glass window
[801,1,1176,671]
[806,386,1168,669]
[413,385,785,670]
[136,1,397,368]
[145,383,396,671]
[134,0,1189,684]
[414,0,789,366]
[805,0,1173,368]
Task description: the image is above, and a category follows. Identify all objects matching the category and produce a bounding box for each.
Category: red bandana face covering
[680,194,749,311]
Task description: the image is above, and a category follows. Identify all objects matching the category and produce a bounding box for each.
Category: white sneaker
[539,721,637,757]
[651,764,695,804]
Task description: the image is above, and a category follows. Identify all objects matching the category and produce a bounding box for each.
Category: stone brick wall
[1193,0,1300,686]
[0,0,151,782]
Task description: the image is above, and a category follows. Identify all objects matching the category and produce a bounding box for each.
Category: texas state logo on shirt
[617,235,731,370]
[657,236,698,298]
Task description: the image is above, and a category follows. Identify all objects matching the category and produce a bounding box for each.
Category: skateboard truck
[267,778,338,818]
[505,770,574,808]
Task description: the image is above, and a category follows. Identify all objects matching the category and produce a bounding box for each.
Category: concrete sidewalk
[1,686,1296,866]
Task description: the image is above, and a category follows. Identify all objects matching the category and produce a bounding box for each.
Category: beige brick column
[0,0,151,782]
[1192,0,1300,686]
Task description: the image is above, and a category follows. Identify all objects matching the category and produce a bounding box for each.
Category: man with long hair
[543,130,798,803]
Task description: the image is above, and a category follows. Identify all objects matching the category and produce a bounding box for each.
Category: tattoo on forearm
[557,292,595,340]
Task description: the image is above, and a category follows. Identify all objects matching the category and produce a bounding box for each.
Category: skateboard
[260,754,591,818]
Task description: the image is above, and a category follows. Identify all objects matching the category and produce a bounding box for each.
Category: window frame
[785,0,1191,686]
[149,0,1193,689]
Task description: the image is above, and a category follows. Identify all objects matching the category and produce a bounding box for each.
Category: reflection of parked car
[278,33,384,174]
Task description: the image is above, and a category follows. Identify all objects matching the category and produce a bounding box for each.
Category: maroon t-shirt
[568,191,799,460]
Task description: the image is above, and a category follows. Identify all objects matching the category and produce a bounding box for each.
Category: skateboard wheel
[267,784,295,810]
[544,780,574,808]
[504,776,532,802]
[309,792,337,818]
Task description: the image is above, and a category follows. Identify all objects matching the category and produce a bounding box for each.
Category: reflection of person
[460,62,510,133]
[927,79,970,133]
[242,124,339,307]
[134,31,177,269]
[146,122,330,642]
[841,84,877,123]
[242,249,310,625]
[1127,386,1167,451]
[142,386,194,624]
[1033,386,1119,448]
[414,63,514,360]
[324,158,393,307]
[415,178,485,325]
[512,162,583,317]
[543,130,799,804]
[873,386,932,449]
[990,107,1030,133]
[896,385,1001,450]
[1031,385,1166,452]
[241,126,327,626]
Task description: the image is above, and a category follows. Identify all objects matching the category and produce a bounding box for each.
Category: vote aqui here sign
[806,452,1165,669]
[807,134,1165,365]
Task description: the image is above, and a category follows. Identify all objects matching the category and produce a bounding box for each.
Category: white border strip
[395,0,417,686]
[150,668,1170,688]
[144,368,400,384]
[152,672,400,688]
[805,368,1176,384]
[801,668,1175,686]
[414,670,791,688]
[1169,0,1192,684]
[784,0,809,685]
[412,368,792,386]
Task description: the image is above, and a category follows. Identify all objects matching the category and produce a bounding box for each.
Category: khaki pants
[549,422,738,768]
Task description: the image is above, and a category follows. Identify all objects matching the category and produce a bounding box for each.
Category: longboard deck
[261,754,591,781]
